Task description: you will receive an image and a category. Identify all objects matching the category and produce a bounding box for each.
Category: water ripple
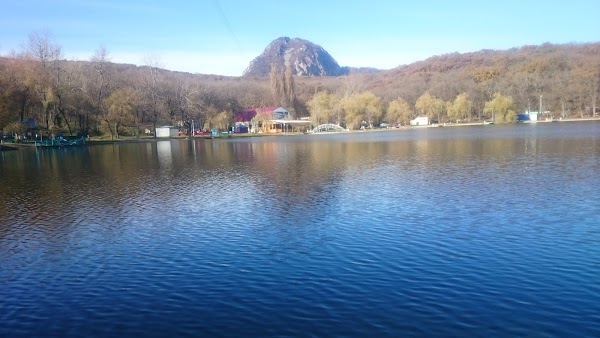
[1,123,600,336]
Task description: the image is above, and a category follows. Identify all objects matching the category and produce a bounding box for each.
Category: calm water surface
[1,122,599,336]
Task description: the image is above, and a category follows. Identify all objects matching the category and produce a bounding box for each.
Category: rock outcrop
[243,37,346,77]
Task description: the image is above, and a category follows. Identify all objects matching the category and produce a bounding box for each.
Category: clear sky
[1,0,599,76]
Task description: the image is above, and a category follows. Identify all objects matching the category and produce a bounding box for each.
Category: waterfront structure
[234,106,310,133]
[310,124,348,133]
[410,116,430,126]
[155,126,179,138]
[517,111,539,123]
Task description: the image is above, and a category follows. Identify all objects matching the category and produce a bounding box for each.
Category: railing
[311,124,348,133]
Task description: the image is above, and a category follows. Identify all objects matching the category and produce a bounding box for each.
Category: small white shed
[410,116,430,126]
[155,126,179,138]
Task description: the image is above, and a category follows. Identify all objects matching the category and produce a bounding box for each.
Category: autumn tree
[447,93,472,122]
[212,110,233,131]
[270,63,283,106]
[386,98,413,126]
[362,92,383,127]
[201,105,224,131]
[0,55,39,127]
[416,92,445,122]
[340,91,382,129]
[104,87,138,139]
[539,56,571,117]
[484,93,516,123]
[269,64,298,115]
[575,57,600,117]
[436,100,446,123]
[53,63,91,135]
[283,65,297,115]
[307,91,338,125]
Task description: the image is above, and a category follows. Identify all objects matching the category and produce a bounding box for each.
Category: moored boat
[0,143,18,151]
[35,136,87,148]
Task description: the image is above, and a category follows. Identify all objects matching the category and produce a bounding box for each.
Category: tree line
[361,43,600,122]
[306,88,518,128]
[302,43,599,128]
[1,32,598,137]
[0,31,274,139]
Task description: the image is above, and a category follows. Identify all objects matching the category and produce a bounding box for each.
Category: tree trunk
[19,86,30,122]
[592,87,597,117]
[105,119,115,140]
[59,108,73,135]
[56,94,73,135]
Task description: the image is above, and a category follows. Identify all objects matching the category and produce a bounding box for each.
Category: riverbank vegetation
[1,31,598,138]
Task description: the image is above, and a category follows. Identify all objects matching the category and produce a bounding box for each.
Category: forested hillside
[1,33,598,137]
[367,42,600,118]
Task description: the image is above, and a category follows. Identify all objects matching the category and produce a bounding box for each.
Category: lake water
[1,122,599,337]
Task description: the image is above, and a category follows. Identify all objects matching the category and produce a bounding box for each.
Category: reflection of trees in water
[1,126,595,242]
[0,147,117,243]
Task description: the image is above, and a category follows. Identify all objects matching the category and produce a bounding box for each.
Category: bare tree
[25,30,62,129]
[26,30,62,71]
[142,55,167,134]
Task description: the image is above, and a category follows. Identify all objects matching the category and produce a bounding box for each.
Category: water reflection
[156,140,173,169]
[1,122,599,336]
[1,124,598,230]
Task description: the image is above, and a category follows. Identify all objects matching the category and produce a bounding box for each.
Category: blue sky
[1,0,599,76]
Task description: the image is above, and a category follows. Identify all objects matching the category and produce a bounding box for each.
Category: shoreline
[3,117,599,149]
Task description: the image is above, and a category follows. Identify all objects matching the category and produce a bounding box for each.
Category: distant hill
[384,43,599,76]
[360,42,600,108]
[243,37,383,77]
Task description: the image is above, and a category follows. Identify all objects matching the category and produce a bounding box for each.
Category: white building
[155,126,179,138]
[410,116,430,126]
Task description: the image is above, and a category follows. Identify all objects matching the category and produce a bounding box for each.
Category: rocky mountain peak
[243,37,347,77]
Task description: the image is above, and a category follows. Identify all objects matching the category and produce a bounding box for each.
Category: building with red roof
[234,106,289,133]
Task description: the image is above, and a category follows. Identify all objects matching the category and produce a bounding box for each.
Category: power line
[212,0,242,54]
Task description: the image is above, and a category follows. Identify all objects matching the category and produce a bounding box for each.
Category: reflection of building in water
[156,141,172,168]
